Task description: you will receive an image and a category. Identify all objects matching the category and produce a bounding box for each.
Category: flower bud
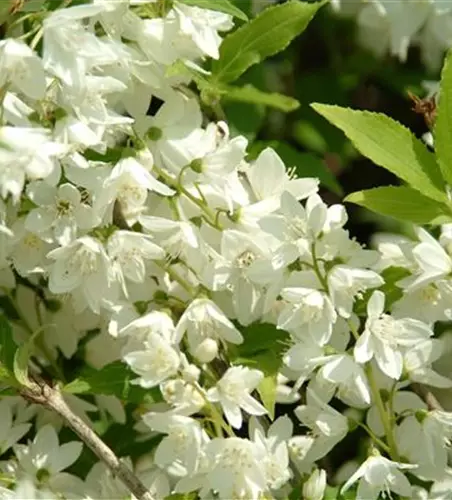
[182,363,201,383]
[302,469,326,500]
[193,338,218,363]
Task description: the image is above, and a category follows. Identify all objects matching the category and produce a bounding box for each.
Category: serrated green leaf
[345,186,451,225]
[435,49,452,185]
[0,315,17,376]
[219,83,300,111]
[212,0,323,83]
[177,0,248,20]
[63,361,162,404]
[312,104,447,202]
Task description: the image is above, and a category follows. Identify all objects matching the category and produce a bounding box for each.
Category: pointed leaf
[212,0,324,83]
[13,327,44,387]
[177,0,248,20]
[435,49,452,185]
[220,84,300,112]
[0,315,17,375]
[63,361,162,404]
[313,104,446,202]
[345,186,451,225]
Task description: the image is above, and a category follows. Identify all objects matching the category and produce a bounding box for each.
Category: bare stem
[412,383,444,411]
[20,379,154,500]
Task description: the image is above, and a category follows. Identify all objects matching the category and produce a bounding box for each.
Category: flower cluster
[1,0,452,499]
[333,0,452,71]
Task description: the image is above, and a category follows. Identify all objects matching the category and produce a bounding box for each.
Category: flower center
[420,285,441,305]
[236,250,256,268]
[371,314,398,346]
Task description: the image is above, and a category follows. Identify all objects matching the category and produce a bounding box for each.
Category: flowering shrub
[1,0,452,499]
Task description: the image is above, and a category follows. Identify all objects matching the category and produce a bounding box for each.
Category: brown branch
[20,378,154,500]
[412,383,444,412]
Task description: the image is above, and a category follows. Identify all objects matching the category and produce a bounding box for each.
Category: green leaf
[354,266,410,316]
[345,186,451,225]
[233,322,289,357]
[164,493,198,500]
[219,84,300,112]
[230,323,289,419]
[13,327,44,387]
[212,0,324,83]
[435,49,452,185]
[63,361,162,404]
[312,104,447,202]
[177,0,248,20]
[0,315,17,376]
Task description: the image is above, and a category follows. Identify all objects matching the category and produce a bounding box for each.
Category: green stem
[152,164,222,229]
[311,242,329,292]
[191,382,235,437]
[352,419,391,454]
[159,262,195,296]
[347,320,399,460]
[366,364,400,461]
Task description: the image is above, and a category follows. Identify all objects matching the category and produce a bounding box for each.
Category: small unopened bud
[182,363,201,383]
[302,469,326,500]
[193,338,218,363]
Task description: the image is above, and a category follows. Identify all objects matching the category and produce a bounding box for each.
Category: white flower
[259,191,324,264]
[278,287,336,345]
[0,39,46,100]
[396,411,451,480]
[123,331,180,388]
[174,3,233,59]
[207,366,266,429]
[160,378,205,416]
[327,265,383,318]
[341,454,415,500]
[0,479,57,500]
[0,401,31,455]
[134,92,202,174]
[10,218,53,277]
[0,127,66,202]
[94,156,174,226]
[47,236,113,313]
[403,339,452,388]
[294,390,348,462]
[318,353,371,405]
[249,415,293,490]
[143,413,209,475]
[392,281,452,324]
[403,229,452,292]
[247,149,319,205]
[173,297,243,362]
[212,229,277,324]
[354,290,433,379]
[12,425,83,496]
[107,230,165,296]
[283,337,329,387]
[26,182,94,245]
[198,437,267,500]
[42,3,115,90]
